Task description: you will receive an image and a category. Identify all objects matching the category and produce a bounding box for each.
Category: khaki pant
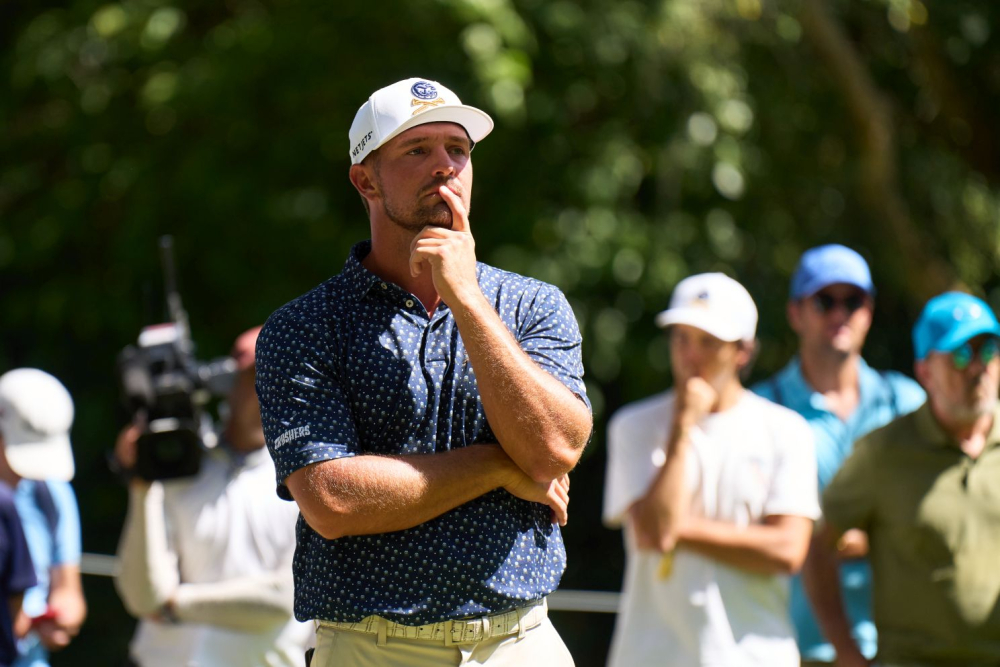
[311,603,574,666]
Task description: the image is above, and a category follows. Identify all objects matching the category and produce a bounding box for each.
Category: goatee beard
[384,200,453,231]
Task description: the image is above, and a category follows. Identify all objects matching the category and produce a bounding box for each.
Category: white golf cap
[655,272,758,342]
[0,368,75,482]
[348,77,494,165]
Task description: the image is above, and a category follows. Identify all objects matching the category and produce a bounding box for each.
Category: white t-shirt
[117,446,312,667]
[604,390,820,667]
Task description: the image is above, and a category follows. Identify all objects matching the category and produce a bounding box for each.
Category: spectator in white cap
[0,368,87,667]
[255,77,591,665]
[603,272,820,667]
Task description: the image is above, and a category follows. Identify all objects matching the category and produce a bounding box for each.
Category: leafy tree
[2,0,997,663]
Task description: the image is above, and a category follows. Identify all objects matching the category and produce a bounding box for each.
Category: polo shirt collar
[912,401,1000,452]
[780,355,884,414]
[341,240,380,301]
[777,357,816,411]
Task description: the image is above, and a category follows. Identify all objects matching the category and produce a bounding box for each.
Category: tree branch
[798,0,955,300]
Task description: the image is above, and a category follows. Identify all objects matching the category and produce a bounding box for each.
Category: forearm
[802,526,863,659]
[48,565,87,631]
[290,443,520,540]
[630,425,691,552]
[677,515,811,575]
[170,571,293,633]
[114,483,181,616]
[451,293,592,481]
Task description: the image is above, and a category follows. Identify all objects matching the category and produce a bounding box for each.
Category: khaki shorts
[311,600,574,666]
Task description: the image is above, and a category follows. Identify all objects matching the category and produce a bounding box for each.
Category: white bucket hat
[348,77,494,165]
[655,272,758,343]
[0,368,75,482]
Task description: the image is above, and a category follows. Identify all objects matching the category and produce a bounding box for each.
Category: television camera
[117,236,237,481]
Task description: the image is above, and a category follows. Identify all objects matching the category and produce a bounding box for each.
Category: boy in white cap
[0,369,86,667]
[603,273,820,667]
[256,77,591,665]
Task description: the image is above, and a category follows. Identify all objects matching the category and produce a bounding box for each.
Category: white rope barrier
[80,552,622,614]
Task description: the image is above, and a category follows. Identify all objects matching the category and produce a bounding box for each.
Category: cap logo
[954,304,982,321]
[688,291,712,309]
[411,81,439,100]
[411,97,446,116]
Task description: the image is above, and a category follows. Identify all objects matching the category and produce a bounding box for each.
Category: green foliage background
[2,0,999,663]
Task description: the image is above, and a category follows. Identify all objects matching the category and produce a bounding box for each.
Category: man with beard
[255,78,592,666]
[805,291,1000,666]
[753,245,925,665]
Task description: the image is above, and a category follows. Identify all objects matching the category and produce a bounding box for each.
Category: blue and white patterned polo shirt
[255,240,590,625]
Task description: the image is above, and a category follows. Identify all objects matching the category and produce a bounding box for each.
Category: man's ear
[349,163,379,203]
[787,300,803,335]
[914,359,930,389]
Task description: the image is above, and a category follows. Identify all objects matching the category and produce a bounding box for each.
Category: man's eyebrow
[397,134,471,148]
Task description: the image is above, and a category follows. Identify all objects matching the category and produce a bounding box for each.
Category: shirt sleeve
[48,481,82,566]
[517,284,591,411]
[821,435,878,534]
[886,372,927,416]
[2,496,37,594]
[114,483,181,617]
[171,555,294,633]
[256,303,360,500]
[764,409,821,520]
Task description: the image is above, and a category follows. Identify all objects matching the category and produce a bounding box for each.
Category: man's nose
[430,146,458,176]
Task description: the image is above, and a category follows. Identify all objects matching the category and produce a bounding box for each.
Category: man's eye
[450,147,468,155]
[407,147,426,155]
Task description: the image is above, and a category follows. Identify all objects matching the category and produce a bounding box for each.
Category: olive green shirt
[822,403,1000,666]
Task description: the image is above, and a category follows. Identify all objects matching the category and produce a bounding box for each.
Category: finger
[550,498,568,526]
[409,243,447,278]
[437,185,469,233]
[548,485,568,525]
[409,226,446,256]
[409,247,428,278]
[552,480,569,506]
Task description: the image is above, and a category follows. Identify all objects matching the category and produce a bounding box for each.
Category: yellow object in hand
[657,550,674,580]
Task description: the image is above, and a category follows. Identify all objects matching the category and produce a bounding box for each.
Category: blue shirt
[753,357,925,661]
[256,241,589,625]
[13,480,82,667]
[1,482,36,667]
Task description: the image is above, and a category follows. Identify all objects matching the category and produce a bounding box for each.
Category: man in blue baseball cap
[806,291,1000,666]
[753,244,925,665]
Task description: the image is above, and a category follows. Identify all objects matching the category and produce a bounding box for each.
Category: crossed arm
[626,377,812,576]
[283,301,587,541]
[281,187,591,540]
[288,444,570,541]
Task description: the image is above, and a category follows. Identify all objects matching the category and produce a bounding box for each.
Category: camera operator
[113,326,311,667]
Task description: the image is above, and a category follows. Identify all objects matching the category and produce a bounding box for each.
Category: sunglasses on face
[810,292,868,315]
[950,338,1000,370]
